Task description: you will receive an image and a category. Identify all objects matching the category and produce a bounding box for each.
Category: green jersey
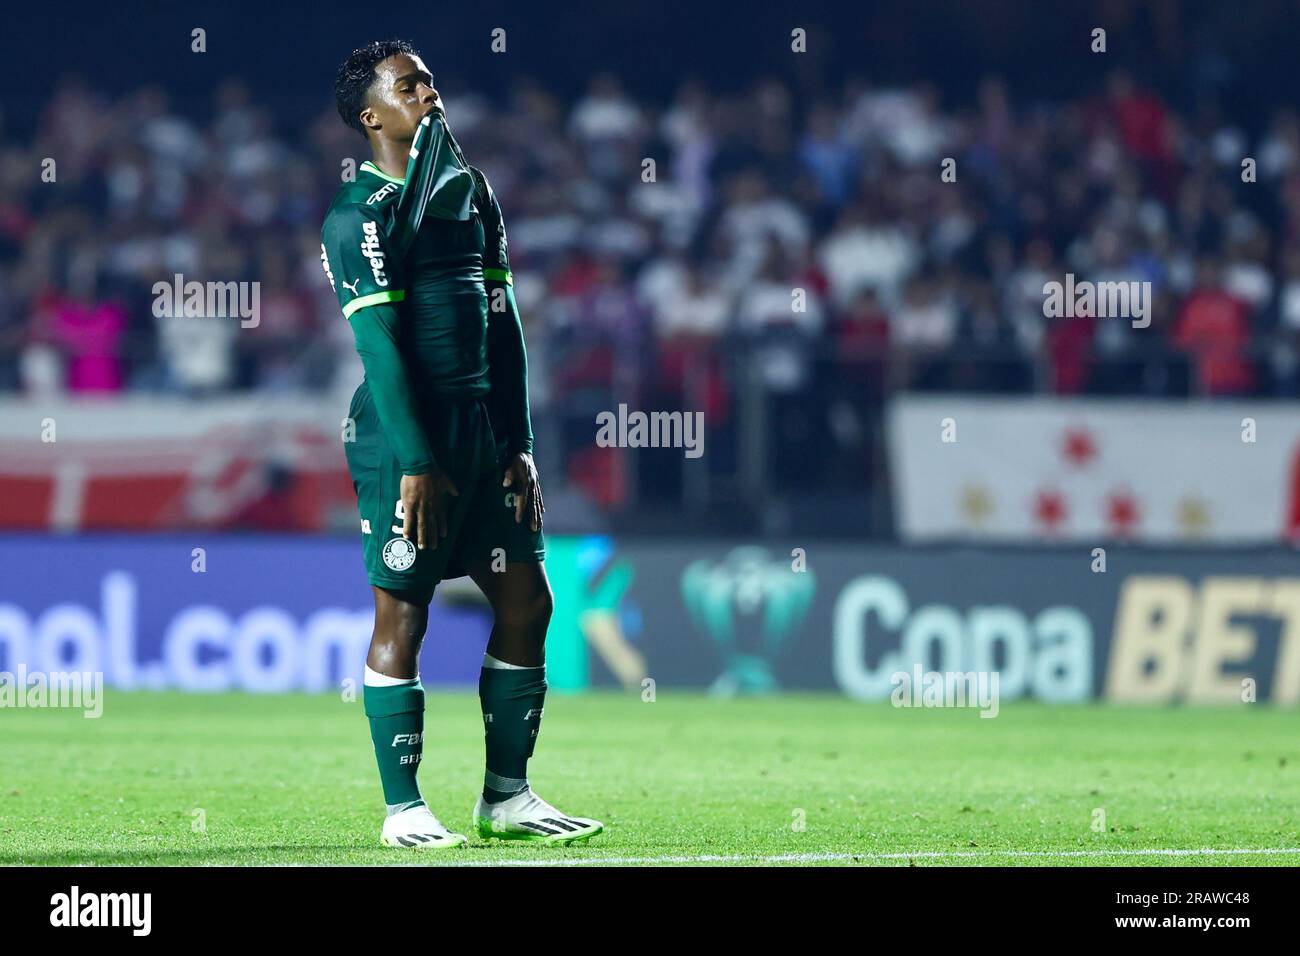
[320,111,494,398]
[319,110,532,475]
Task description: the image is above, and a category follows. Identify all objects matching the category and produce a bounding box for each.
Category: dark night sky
[6,0,1300,134]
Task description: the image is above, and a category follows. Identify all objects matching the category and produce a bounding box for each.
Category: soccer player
[321,39,602,849]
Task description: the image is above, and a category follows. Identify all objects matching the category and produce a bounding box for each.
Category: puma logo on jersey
[342,278,360,296]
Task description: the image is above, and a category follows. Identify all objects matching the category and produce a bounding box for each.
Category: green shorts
[344,381,545,603]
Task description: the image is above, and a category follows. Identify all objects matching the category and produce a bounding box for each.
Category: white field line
[428,847,1300,866]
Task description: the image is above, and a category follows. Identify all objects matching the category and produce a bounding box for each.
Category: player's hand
[401,470,459,551]
[502,452,544,532]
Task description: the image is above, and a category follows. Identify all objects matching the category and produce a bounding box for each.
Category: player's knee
[497,584,553,636]
[373,600,428,654]
[531,585,554,631]
[367,641,409,675]
[393,603,429,643]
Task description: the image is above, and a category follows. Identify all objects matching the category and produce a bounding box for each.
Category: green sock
[363,679,426,814]
[479,657,547,803]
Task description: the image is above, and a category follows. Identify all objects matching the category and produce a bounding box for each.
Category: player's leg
[472,558,551,666]
[365,585,468,848]
[468,561,551,800]
[347,384,470,848]
[364,585,429,816]
[466,560,603,844]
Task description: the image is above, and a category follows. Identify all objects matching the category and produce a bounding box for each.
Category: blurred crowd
[5,69,1300,507]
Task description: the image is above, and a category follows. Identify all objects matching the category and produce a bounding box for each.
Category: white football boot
[472,789,604,845]
[381,804,468,849]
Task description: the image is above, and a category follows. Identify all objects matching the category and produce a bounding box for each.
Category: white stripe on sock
[485,770,529,794]
[482,653,543,671]
[386,800,424,817]
[364,664,419,687]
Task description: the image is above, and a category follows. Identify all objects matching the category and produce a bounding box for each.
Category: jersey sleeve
[320,202,405,320]
[475,166,512,285]
[321,203,436,474]
[474,167,533,456]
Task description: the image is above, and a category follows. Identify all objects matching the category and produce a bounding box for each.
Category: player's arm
[476,167,534,457]
[474,167,542,531]
[321,204,457,548]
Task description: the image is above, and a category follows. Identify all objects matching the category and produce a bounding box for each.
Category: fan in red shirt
[1173,260,1255,396]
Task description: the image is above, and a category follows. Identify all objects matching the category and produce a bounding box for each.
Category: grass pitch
[1,691,1297,866]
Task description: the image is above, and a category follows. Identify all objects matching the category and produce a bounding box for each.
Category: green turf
[1,691,1297,866]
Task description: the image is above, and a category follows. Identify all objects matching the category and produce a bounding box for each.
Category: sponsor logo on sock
[524,708,544,720]
[50,886,151,937]
[391,732,423,746]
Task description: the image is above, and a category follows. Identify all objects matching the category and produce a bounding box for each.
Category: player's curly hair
[334,38,419,137]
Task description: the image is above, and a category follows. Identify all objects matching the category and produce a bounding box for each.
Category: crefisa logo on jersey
[360,221,388,286]
[382,537,417,572]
